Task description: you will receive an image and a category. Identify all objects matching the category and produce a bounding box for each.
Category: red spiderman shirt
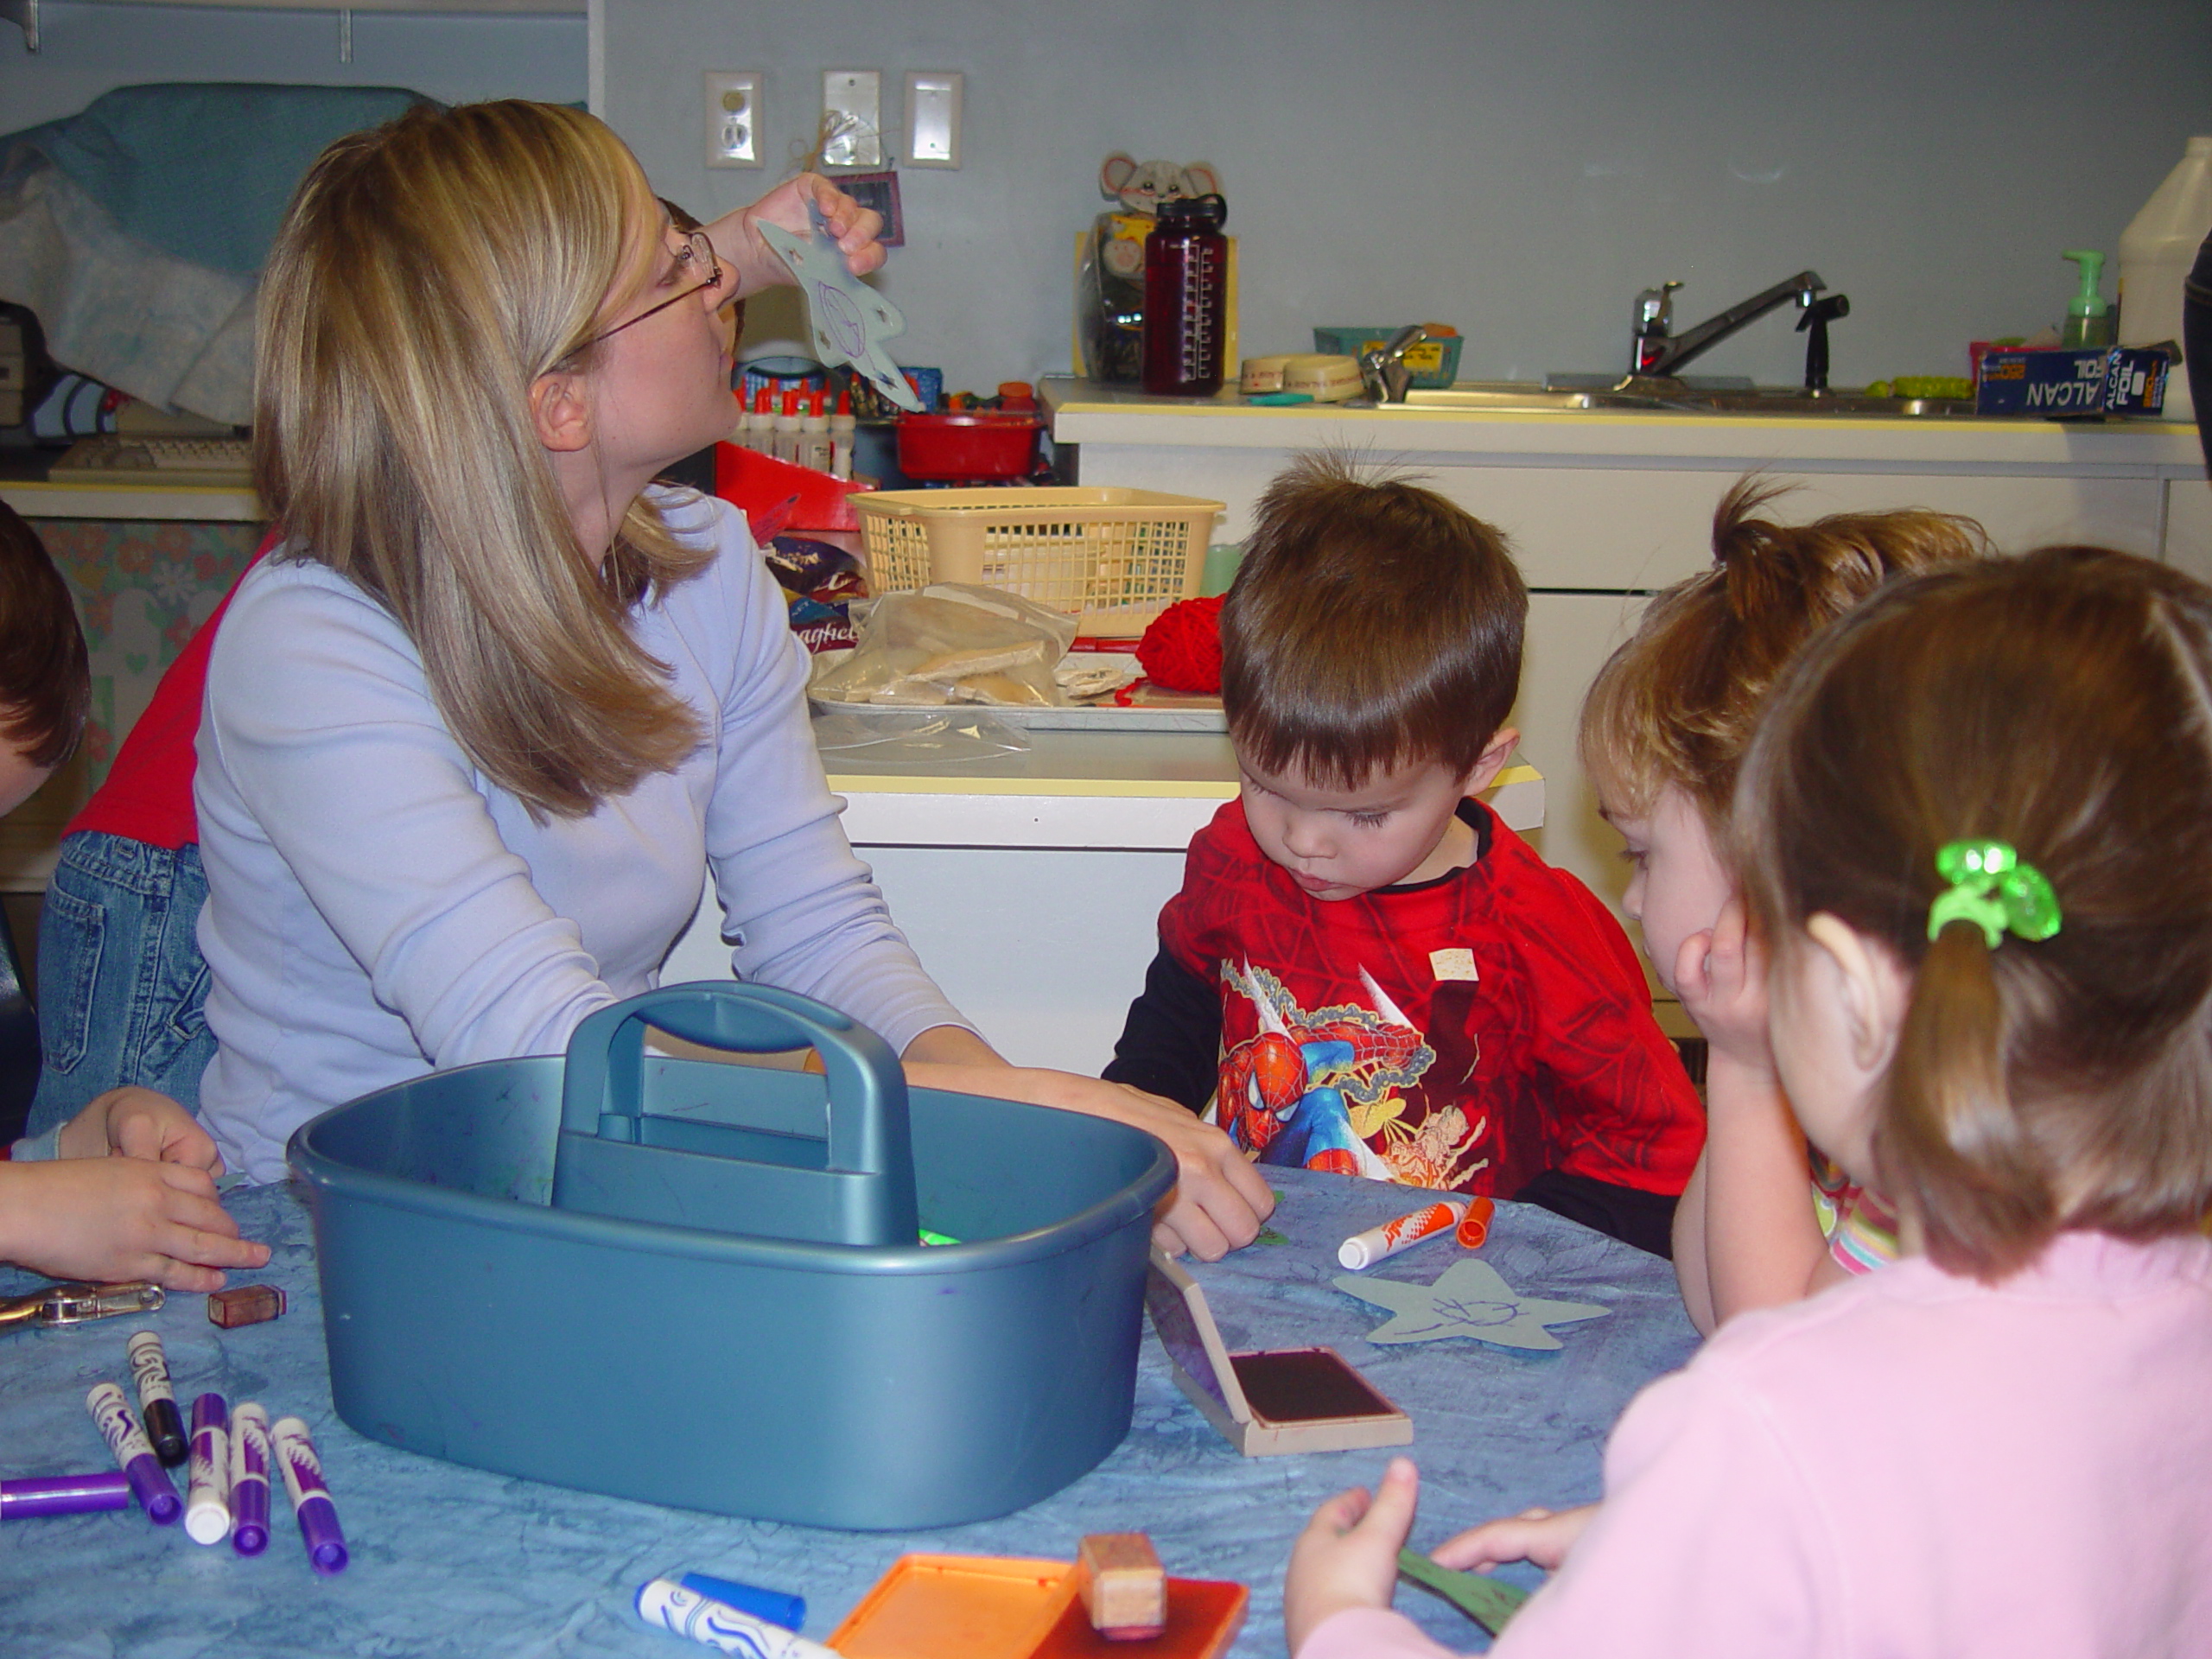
[1107,799,1702,1245]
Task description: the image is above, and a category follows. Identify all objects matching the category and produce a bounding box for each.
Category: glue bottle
[2060,251,2114,349]
[772,390,803,463]
[798,391,833,473]
[829,389,856,480]
[740,388,772,452]
[2119,135,2212,421]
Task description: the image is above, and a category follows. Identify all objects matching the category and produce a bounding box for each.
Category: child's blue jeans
[26,831,213,1138]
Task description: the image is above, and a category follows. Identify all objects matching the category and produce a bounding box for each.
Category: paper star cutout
[754,202,923,412]
[1333,1259,1611,1351]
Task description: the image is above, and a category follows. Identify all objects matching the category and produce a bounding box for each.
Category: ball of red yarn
[1136,594,1227,693]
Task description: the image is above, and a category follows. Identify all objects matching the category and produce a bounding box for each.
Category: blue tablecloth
[0,1167,1698,1657]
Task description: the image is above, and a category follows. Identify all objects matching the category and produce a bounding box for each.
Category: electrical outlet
[905,71,963,168]
[821,69,883,168]
[703,72,762,168]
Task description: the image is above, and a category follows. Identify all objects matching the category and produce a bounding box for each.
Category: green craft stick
[1396,1548,1530,1636]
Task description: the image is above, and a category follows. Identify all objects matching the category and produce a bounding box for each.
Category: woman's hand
[1284,1457,1421,1653]
[0,1159,270,1292]
[900,1051,1275,1260]
[1431,1501,1597,1574]
[706,174,886,301]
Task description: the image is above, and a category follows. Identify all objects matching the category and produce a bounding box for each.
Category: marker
[677,1573,805,1632]
[85,1382,181,1524]
[0,1472,132,1518]
[184,1394,231,1546]
[637,1579,837,1658]
[271,1417,347,1574]
[229,1402,271,1556]
[124,1332,188,1466]
[1338,1198,1469,1270]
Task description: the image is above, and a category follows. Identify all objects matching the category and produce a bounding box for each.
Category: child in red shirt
[1105,456,1701,1254]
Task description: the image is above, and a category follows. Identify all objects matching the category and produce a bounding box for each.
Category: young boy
[0,500,266,1289]
[1105,457,1701,1254]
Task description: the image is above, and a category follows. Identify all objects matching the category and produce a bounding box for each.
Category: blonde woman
[194,102,1271,1256]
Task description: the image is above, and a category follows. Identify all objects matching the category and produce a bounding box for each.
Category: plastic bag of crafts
[810,583,1077,708]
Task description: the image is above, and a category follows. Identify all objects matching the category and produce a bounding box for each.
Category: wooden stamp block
[1077,1533,1166,1639]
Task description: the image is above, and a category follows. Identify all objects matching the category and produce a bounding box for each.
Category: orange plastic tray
[829,1554,1247,1659]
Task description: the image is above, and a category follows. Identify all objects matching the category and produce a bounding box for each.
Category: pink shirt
[1302,1230,2212,1659]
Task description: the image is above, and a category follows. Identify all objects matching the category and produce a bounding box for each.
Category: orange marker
[1455,1194,1496,1249]
[1338,1199,1467,1270]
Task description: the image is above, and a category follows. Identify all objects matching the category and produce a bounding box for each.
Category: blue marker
[678,1573,804,1632]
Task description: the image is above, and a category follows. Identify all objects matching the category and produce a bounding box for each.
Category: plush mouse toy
[1097,154,1223,214]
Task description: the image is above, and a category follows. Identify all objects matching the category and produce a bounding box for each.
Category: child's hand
[73,1088,224,1173]
[1431,1501,1598,1574]
[0,1158,271,1292]
[1674,897,1772,1079]
[712,174,887,300]
[1285,1458,1421,1654]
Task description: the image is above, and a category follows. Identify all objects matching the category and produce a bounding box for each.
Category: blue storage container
[288,983,1175,1530]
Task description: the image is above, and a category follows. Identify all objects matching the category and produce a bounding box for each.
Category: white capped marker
[184,1394,231,1545]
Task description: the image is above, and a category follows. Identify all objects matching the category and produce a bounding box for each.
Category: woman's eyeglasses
[588,229,724,346]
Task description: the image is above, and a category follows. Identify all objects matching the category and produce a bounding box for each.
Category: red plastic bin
[896,412,1040,481]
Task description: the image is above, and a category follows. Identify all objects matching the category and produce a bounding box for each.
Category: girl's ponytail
[1884,920,2054,1278]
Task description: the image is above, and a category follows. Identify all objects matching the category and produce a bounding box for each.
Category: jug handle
[558,982,912,1184]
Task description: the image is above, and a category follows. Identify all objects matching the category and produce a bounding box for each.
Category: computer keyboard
[50,435,254,489]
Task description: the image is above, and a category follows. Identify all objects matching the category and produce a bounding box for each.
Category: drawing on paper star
[754,203,923,412]
[1333,1259,1611,1351]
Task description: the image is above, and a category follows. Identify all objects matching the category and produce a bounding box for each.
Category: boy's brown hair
[0,499,89,771]
[1581,478,1989,828]
[1738,548,2212,1281]
[1221,454,1526,790]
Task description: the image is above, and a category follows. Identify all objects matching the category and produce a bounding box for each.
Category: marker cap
[678,1572,806,1631]
[0,1472,132,1518]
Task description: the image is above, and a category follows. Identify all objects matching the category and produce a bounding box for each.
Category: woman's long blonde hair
[255,100,713,818]
[1738,548,2212,1280]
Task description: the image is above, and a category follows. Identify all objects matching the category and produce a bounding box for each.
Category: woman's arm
[704,174,885,300]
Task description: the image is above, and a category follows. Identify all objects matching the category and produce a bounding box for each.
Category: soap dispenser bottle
[2061,251,2115,349]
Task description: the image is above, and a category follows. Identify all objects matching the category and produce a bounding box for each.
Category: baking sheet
[810,696,1226,733]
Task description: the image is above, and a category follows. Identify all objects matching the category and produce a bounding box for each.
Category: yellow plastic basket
[854,486,1224,637]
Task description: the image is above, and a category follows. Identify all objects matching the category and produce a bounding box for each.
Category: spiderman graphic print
[1113,798,1702,1203]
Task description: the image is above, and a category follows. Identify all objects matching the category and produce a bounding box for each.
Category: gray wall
[605,0,2211,393]
[0,3,585,130]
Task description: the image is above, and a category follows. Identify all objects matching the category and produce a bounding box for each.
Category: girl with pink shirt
[1284,546,2212,1657]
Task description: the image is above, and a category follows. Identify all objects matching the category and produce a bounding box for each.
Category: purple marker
[270,1417,346,1574]
[229,1402,271,1556]
[185,1394,231,1545]
[0,1472,132,1518]
[85,1382,181,1524]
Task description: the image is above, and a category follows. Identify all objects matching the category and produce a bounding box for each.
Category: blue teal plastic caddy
[288,982,1175,1529]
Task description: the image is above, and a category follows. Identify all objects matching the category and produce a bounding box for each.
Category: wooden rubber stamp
[1077,1533,1166,1639]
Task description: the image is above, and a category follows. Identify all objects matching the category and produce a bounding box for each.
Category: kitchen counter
[662,728,1542,1072]
[1039,376,2212,966]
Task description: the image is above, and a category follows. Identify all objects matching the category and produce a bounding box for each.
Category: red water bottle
[1141,194,1229,397]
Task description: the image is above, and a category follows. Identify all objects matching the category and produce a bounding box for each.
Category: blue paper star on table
[1334,1259,1611,1351]
[754,202,924,412]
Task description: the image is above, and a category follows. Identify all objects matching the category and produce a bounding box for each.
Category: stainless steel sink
[1389,383,1977,418]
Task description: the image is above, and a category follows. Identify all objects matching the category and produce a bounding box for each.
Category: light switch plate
[822,68,883,169]
[905,71,963,168]
[702,71,762,168]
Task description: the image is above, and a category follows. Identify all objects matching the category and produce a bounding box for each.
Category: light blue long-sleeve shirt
[194,489,971,1181]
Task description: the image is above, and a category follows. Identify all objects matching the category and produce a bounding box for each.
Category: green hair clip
[1927,841,2062,950]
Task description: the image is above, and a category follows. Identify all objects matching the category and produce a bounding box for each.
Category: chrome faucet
[1359,324,1430,404]
[1630,271,1827,380]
